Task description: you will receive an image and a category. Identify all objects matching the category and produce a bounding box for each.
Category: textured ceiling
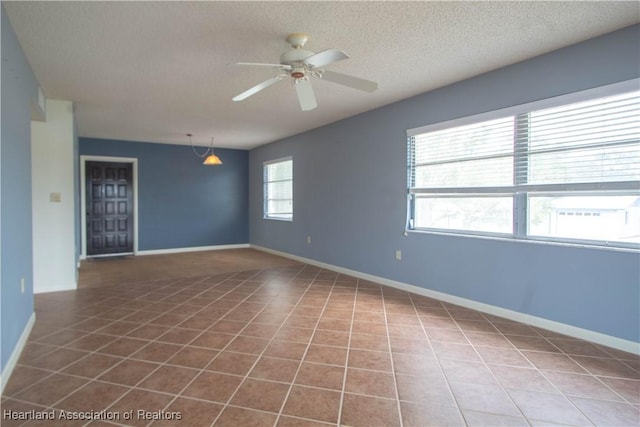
[4,1,639,149]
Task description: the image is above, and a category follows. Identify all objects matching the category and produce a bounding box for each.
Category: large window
[264,157,293,220]
[407,82,640,249]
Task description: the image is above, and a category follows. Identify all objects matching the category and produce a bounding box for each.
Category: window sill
[263,217,293,222]
[405,228,639,253]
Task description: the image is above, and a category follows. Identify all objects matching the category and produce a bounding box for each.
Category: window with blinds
[264,157,293,220]
[407,83,640,248]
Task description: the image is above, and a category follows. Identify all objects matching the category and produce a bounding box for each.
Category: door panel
[86,161,134,256]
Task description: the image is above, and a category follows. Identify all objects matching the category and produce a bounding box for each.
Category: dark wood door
[86,161,134,256]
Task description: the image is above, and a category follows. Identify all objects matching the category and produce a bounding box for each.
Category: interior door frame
[80,155,139,259]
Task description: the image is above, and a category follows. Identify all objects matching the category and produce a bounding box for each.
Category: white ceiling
[4,1,639,150]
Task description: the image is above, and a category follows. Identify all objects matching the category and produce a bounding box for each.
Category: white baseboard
[251,245,640,356]
[136,243,250,257]
[1,312,36,394]
[34,283,77,294]
[79,243,250,260]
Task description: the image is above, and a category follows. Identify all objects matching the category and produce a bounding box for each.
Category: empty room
[1,2,639,426]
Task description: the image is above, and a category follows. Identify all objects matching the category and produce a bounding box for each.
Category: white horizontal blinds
[264,158,293,219]
[518,90,640,186]
[411,117,515,188]
[408,81,639,246]
[409,117,516,234]
[266,159,293,181]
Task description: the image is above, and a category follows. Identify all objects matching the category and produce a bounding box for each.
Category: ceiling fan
[232,33,378,111]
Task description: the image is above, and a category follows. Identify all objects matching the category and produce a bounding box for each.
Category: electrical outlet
[20,278,25,294]
[395,250,402,261]
[307,235,311,244]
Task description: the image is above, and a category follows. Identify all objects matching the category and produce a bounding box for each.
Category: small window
[263,157,293,221]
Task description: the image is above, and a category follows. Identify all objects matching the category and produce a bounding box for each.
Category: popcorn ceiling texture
[4,1,639,149]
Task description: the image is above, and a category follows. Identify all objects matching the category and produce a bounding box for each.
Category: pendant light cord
[188,133,212,158]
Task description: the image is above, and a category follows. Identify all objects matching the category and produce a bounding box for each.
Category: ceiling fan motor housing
[280,48,315,66]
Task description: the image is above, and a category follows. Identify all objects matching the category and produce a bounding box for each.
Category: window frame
[263,156,293,221]
[406,79,640,250]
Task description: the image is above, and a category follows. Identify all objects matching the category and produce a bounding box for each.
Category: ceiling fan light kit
[233,33,378,111]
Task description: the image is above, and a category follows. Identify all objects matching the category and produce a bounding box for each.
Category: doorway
[81,156,138,258]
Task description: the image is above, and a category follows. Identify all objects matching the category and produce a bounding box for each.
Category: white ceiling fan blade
[295,79,317,111]
[304,49,349,68]
[237,62,292,71]
[233,76,283,101]
[321,70,378,93]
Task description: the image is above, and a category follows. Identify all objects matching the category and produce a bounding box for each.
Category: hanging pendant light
[188,134,223,165]
[203,151,223,165]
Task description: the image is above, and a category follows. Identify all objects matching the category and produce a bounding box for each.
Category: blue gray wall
[80,138,249,251]
[250,25,640,343]
[1,6,38,371]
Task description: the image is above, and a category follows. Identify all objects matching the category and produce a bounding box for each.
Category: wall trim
[34,283,76,294]
[252,245,640,355]
[137,243,250,256]
[80,155,139,258]
[1,312,35,394]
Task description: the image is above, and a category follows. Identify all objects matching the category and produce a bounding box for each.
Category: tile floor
[2,259,639,426]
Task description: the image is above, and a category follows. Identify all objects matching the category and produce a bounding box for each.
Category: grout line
[273,270,343,426]
[407,294,470,426]
[381,288,405,427]
[335,279,359,426]
[478,311,629,423]
[152,269,308,427]
[445,308,533,426]
[65,273,268,427]
[202,266,322,427]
